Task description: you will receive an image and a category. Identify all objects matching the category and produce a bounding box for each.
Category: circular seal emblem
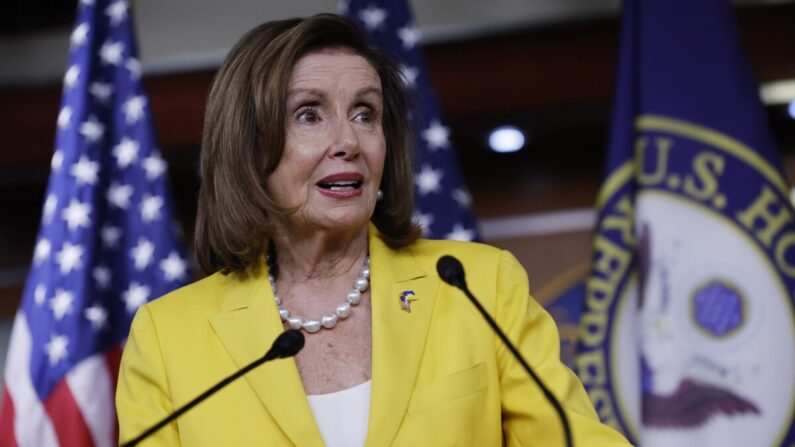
[577,116,795,446]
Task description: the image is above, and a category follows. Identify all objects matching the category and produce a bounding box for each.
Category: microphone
[436,255,574,447]
[121,329,305,447]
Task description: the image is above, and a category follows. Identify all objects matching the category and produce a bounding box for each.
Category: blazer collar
[366,225,439,446]
[208,226,439,447]
[208,262,325,446]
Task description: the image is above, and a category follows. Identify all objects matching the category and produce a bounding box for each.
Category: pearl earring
[377,189,384,201]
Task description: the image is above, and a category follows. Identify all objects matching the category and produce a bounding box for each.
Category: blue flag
[0,1,189,445]
[343,0,481,241]
[576,0,795,445]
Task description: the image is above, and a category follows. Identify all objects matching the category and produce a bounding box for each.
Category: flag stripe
[105,345,123,445]
[66,353,116,447]
[43,380,95,447]
[4,313,59,447]
[0,389,20,447]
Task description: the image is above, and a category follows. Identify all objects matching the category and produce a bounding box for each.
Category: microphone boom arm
[120,329,304,447]
[437,255,573,447]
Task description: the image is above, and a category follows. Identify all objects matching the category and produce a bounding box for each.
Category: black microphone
[436,255,574,447]
[121,329,305,447]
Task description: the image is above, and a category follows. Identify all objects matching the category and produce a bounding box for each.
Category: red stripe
[105,344,123,445]
[0,387,20,447]
[43,379,96,447]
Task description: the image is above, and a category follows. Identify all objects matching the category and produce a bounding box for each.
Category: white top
[306,380,372,447]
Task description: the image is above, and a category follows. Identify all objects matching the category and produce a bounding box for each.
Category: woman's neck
[270,224,369,283]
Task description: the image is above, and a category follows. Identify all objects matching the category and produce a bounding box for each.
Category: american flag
[0,0,189,445]
[342,0,481,241]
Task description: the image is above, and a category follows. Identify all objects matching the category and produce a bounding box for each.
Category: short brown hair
[195,14,420,276]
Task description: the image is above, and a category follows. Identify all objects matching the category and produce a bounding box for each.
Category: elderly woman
[116,14,630,447]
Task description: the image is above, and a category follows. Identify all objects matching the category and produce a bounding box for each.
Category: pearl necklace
[267,253,370,334]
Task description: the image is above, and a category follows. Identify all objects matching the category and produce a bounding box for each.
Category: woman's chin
[294,211,371,235]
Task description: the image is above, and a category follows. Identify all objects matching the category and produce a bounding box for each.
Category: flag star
[140,194,164,222]
[452,188,472,207]
[51,150,64,171]
[397,25,421,49]
[413,212,434,235]
[61,198,92,231]
[422,120,450,150]
[160,251,187,281]
[445,224,476,242]
[33,239,51,265]
[57,106,72,130]
[84,305,108,330]
[63,65,80,90]
[49,289,75,321]
[101,225,122,248]
[415,165,443,195]
[70,22,89,48]
[123,282,150,312]
[43,195,58,223]
[70,155,100,185]
[105,0,128,25]
[79,116,105,143]
[89,82,114,103]
[80,0,95,6]
[99,40,125,65]
[55,242,84,274]
[113,137,139,167]
[131,238,155,271]
[107,182,134,209]
[45,334,69,366]
[122,96,146,124]
[93,266,112,289]
[400,65,419,88]
[34,284,47,306]
[142,154,166,180]
[359,6,387,30]
[126,57,142,80]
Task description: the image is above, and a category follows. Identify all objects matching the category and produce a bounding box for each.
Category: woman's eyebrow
[287,88,326,100]
[354,86,382,98]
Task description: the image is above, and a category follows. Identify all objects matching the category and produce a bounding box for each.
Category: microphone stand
[438,256,573,447]
[121,329,304,447]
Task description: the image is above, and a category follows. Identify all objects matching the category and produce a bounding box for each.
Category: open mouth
[316,180,363,191]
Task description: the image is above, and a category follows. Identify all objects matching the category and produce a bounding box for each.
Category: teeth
[319,181,361,190]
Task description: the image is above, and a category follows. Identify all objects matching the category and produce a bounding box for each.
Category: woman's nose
[329,119,359,159]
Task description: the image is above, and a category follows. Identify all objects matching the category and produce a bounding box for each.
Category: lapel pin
[400,290,417,313]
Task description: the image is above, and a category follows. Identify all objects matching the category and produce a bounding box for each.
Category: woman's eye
[296,107,320,123]
[354,109,376,124]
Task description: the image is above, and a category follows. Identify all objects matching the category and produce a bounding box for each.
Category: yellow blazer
[117,227,630,446]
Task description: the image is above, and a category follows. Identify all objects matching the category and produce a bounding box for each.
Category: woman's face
[266,47,386,235]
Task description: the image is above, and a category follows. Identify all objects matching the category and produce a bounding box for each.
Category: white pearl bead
[355,278,369,292]
[336,302,351,318]
[268,255,369,334]
[347,290,361,305]
[321,313,338,329]
[286,316,303,330]
[303,319,321,333]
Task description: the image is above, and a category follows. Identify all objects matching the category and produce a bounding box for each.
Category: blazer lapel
[208,271,324,446]
[366,230,439,446]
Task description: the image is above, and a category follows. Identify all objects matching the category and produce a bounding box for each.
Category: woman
[116,14,630,446]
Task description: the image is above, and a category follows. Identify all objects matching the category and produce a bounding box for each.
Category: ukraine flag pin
[400,290,417,313]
